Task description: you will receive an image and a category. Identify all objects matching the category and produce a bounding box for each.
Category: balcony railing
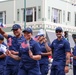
[4,21,76,33]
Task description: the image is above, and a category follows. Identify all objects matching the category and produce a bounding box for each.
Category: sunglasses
[56,30,62,33]
[13,29,18,31]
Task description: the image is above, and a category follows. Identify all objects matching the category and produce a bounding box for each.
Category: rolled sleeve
[34,42,41,55]
[7,35,12,39]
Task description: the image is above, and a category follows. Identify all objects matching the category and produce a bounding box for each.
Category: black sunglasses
[56,30,62,33]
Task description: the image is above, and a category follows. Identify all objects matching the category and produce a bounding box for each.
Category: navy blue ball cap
[11,24,21,30]
[23,27,33,33]
[55,27,63,32]
[0,34,4,40]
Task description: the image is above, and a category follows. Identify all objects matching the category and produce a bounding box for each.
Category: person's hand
[6,50,12,56]
[64,66,69,73]
[43,37,47,43]
[28,50,33,59]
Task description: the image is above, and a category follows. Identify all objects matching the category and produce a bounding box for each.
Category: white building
[0,0,76,47]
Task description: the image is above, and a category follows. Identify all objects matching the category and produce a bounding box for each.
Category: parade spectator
[7,27,41,75]
[0,24,25,75]
[50,27,71,75]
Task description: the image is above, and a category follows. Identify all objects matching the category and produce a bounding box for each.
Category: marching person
[0,24,25,75]
[0,34,6,75]
[35,29,51,75]
[50,27,71,75]
[7,27,41,75]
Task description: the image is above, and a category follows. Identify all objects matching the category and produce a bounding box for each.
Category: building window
[34,8,36,21]
[0,12,3,23]
[48,6,50,19]
[63,11,65,22]
[26,8,33,22]
[75,13,76,26]
[23,7,36,22]
[67,12,71,21]
[17,9,20,21]
[38,6,41,19]
[52,8,61,23]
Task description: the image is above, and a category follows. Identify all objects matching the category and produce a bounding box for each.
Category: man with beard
[50,27,71,75]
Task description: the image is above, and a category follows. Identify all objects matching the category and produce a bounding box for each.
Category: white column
[41,0,47,36]
[41,0,45,20]
[66,2,69,25]
[3,11,5,24]
[13,0,16,23]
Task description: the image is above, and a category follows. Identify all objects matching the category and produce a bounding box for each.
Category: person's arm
[29,50,41,60]
[0,54,6,58]
[41,51,52,56]
[65,52,70,73]
[64,41,71,73]
[73,56,76,59]
[42,37,52,52]
[6,50,21,60]
[45,43,52,52]
[0,28,8,39]
[65,52,71,65]
[10,54,21,60]
[10,50,19,55]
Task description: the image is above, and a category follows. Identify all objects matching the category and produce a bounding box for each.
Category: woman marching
[6,27,42,75]
[35,29,52,75]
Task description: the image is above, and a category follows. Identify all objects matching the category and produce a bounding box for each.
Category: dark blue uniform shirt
[5,35,25,65]
[50,37,70,65]
[0,42,7,65]
[73,45,76,65]
[19,38,41,69]
[39,42,49,64]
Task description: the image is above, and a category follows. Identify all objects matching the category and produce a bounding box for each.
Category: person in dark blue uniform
[0,24,25,75]
[7,27,41,75]
[73,44,76,75]
[35,29,51,75]
[50,27,71,75]
[0,34,6,75]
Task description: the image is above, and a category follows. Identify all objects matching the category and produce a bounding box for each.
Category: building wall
[46,0,76,26]
[0,0,76,27]
[15,0,42,23]
[0,0,14,24]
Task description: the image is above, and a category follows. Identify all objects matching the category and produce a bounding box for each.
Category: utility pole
[24,0,26,28]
